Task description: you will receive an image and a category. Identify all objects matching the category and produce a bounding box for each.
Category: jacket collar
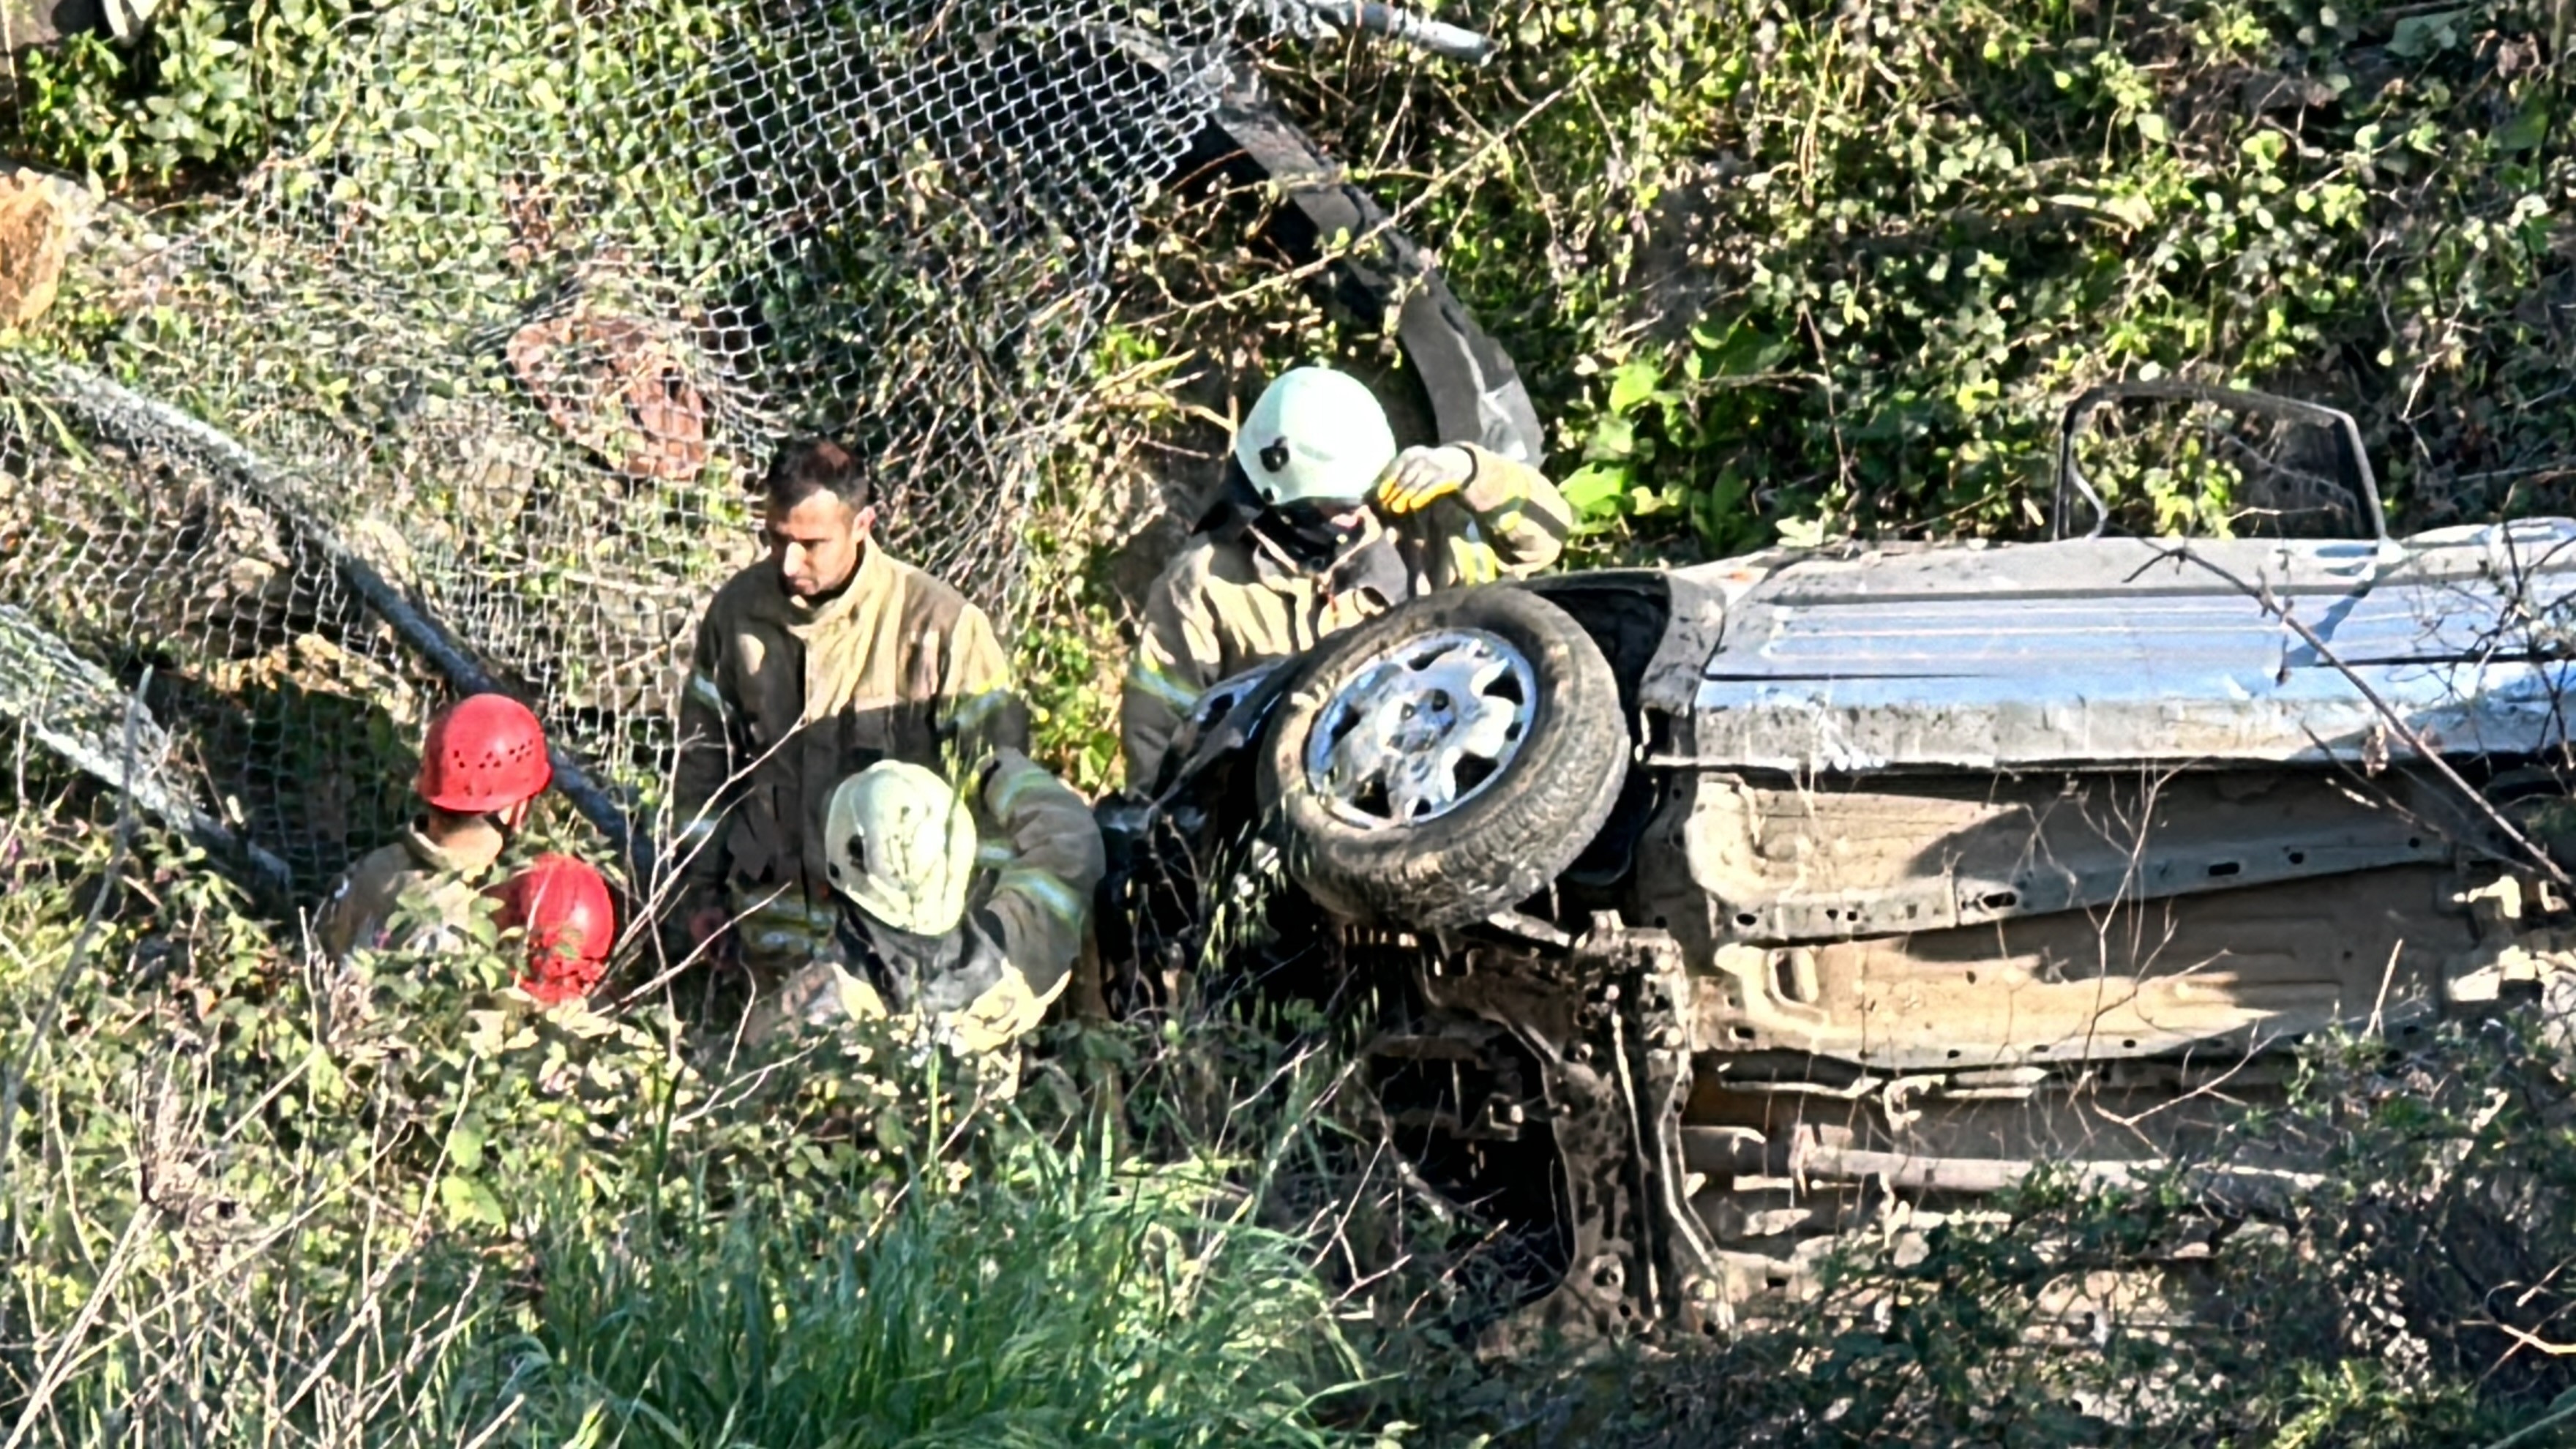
[749,542,900,635]
[400,820,490,878]
[1248,508,1387,583]
[1246,509,1414,608]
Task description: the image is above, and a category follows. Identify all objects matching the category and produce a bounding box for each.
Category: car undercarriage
[1100,383,2576,1341]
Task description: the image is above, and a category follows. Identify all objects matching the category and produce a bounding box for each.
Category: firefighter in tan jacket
[1120,366,1573,790]
[747,750,1105,1055]
[316,693,552,961]
[673,439,1026,981]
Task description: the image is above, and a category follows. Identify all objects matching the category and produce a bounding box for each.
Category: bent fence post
[0,605,294,891]
[12,356,654,885]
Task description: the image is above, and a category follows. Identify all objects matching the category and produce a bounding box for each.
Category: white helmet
[1234,366,1398,506]
[823,761,976,937]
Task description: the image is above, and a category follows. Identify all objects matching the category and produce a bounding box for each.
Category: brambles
[6,0,2576,1442]
[0,764,1365,1445]
[2,0,1237,886]
[1233,0,2576,553]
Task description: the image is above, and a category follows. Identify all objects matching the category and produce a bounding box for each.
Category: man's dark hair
[763,438,872,512]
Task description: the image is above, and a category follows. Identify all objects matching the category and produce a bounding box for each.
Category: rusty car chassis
[1104,383,2576,1338]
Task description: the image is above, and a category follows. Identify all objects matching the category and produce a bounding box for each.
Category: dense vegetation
[7,0,2576,1442]
[1300,0,2576,550]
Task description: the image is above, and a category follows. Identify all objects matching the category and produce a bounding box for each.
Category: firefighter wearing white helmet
[1235,363,1398,506]
[746,749,1104,1056]
[1120,364,1573,789]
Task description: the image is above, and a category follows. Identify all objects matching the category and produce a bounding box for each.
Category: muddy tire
[1258,586,1628,929]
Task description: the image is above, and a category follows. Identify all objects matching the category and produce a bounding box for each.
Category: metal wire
[0,0,1240,890]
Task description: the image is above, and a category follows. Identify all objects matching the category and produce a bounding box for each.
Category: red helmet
[417,694,552,814]
[492,854,615,1005]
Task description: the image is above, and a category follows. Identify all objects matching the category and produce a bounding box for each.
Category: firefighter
[1119,364,1573,790]
[315,693,552,961]
[492,853,617,1006]
[673,438,1029,984]
[746,750,1104,1057]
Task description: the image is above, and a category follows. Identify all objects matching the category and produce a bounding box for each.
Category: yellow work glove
[939,971,1045,1058]
[744,959,887,1047]
[1373,444,1475,515]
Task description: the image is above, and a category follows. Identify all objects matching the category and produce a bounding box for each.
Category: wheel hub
[1306,628,1536,828]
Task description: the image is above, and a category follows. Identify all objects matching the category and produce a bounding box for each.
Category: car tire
[1258,585,1629,929]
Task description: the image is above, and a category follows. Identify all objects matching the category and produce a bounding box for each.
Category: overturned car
[1102,382,2576,1337]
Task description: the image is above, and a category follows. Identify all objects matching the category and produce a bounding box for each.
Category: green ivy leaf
[1582,413,1636,461]
[1606,357,1663,415]
[1697,320,1793,378]
[2388,10,2468,58]
[1560,463,1631,520]
[2495,104,2550,153]
[446,1121,486,1172]
[438,1173,504,1229]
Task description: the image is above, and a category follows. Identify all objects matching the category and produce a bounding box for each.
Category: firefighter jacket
[745,749,1107,1053]
[1120,444,1572,788]
[673,544,1027,971]
[314,825,493,962]
[956,746,1106,1010]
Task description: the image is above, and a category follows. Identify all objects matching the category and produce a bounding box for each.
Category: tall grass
[0,780,1367,1448]
[505,1147,1357,1448]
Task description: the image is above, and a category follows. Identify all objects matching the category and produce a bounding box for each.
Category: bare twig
[1173,78,1579,319]
[2475,1390,2576,1449]
[2,1187,156,1449]
[2367,937,2407,1039]
[0,677,149,1448]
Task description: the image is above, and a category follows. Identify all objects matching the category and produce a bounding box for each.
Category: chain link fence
[0,0,1241,893]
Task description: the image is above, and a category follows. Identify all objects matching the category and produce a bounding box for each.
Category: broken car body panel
[1629,518,2576,1080]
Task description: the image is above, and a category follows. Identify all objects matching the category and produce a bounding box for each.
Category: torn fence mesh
[0,0,1239,891]
[0,603,173,798]
[0,604,291,885]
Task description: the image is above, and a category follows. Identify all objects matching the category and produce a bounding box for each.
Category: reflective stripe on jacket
[970,748,1105,1004]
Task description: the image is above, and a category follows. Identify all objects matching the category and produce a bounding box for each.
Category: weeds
[1397,1016,2576,1448]
[509,1145,1355,1448]
[12,669,2576,1447]
[0,764,1367,1447]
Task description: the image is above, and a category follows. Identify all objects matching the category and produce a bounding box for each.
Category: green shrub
[506,1145,1356,1448]
[0,774,1366,1445]
[9,0,357,186]
[1255,0,2575,550]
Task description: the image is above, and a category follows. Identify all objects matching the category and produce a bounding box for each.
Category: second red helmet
[492,853,615,1005]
